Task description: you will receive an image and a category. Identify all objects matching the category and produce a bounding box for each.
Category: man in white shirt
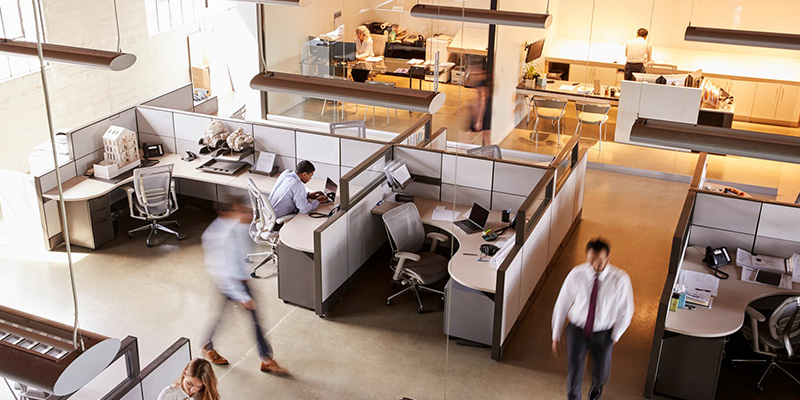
[624,28,652,81]
[201,197,288,374]
[552,238,634,400]
[268,160,328,219]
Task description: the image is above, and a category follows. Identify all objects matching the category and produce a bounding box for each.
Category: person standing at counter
[624,28,652,81]
[551,238,635,400]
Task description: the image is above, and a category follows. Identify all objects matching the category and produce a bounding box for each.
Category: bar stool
[530,97,568,144]
[574,102,611,150]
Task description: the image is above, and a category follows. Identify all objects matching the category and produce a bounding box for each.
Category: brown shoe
[201,346,229,365]
[260,359,288,375]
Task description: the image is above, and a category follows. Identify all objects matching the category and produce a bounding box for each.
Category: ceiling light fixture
[0,305,121,396]
[409,4,552,28]
[0,39,136,71]
[630,118,800,164]
[684,26,800,51]
[233,0,312,6]
[250,71,446,114]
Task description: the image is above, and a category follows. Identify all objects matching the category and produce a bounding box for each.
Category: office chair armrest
[276,214,297,224]
[393,252,421,281]
[426,232,447,252]
[745,306,766,323]
[123,186,137,217]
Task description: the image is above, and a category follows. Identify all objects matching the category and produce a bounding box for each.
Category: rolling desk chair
[732,296,800,393]
[381,203,449,313]
[530,97,568,144]
[245,178,295,279]
[125,164,181,247]
[574,102,611,151]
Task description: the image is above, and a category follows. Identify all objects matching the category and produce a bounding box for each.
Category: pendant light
[234,0,312,6]
[410,4,552,29]
[684,26,800,51]
[0,39,136,71]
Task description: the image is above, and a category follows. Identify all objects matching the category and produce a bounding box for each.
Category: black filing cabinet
[64,195,114,250]
[655,332,727,400]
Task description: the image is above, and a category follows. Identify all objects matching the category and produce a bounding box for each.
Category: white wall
[0,0,193,173]
[490,0,554,142]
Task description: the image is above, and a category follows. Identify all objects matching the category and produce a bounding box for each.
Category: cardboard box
[191,64,210,91]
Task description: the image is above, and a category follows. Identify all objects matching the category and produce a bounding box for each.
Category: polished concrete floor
[0,169,717,400]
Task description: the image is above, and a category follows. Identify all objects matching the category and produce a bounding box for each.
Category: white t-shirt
[355,36,374,59]
[626,37,651,64]
[157,384,192,400]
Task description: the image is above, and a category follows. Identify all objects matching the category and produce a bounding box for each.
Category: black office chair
[732,295,800,393]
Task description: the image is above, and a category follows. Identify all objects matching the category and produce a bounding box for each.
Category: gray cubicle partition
[644,153,800,398]
[491,137,588,360]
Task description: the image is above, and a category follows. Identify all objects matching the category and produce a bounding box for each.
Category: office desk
[516,82,619,106]
[372,197,514,293]
[654,245,800,399]
[42,153,329,249]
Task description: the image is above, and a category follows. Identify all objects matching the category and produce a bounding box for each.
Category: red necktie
[584,273,600,338]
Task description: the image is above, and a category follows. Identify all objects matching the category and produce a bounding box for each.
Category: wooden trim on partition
[339,145,392,210]
[391,114,432,145]
[393,142,551,170]
[139,337,190,379]
[550,135,580,171]
[690,152,708,189]
[643,190,696,398]
[518,171,555,245]
[691,187,800,210]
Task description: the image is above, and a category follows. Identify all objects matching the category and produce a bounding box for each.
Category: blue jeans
[205,281,273,360]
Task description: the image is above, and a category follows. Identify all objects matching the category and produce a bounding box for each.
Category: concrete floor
[2,170,797,399]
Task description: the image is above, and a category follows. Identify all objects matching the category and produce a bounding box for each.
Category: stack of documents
[678,270,719,308]
[736,248,799,288]
[736,248,791,274]
[431,206,459,222]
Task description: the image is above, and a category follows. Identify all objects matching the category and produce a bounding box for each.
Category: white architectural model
[93,126,141,179]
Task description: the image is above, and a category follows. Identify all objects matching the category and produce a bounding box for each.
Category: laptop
[324,178,337,202]
[454,202,490,234]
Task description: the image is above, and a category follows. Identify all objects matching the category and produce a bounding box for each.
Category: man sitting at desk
[268,160,329,219]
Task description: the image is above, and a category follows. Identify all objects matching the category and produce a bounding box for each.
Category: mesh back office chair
[574,102,611,151]
[530,97,568,144]
[245,178,295,279]
[125,164,181,247]
[381,203,449,313]
[732,296,800,393]
[467,145,503,160]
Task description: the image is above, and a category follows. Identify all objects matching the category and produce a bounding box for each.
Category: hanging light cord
[547,0,550,14]
[113,0,122,53]
[30,0,85,353]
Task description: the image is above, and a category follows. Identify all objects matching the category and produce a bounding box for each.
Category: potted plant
[523,62,541,88]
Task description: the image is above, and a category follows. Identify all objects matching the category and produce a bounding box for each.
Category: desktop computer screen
[331,42,356,62]
[525,38,545,63]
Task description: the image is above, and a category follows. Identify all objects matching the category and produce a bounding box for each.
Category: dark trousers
[205,281,273,360]
[566,323,614,400]
[623,62,645,81]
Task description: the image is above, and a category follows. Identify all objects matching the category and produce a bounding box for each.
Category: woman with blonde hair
[157,358,220,400]
[354,25,374,61]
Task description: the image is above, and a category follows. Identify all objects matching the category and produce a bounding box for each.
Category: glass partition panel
[342,145,392,207]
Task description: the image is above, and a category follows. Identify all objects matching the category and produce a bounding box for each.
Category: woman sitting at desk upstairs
[157,358,219,400]
[355,25,374,61]
[268,160,329,219]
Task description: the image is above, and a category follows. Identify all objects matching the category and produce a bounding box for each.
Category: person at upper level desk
[624,28,652,81]
[352,25,374,83]
[268,160,329,219]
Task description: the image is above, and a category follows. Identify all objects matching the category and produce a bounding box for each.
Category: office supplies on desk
[395,194,414,203]
[679,269,719,296]
[703,246,730,279]
[309,205,340,219]
[685,289,712,308]
[142,143,164,159]
[254,151,276,174]
[736,248,790,274]
[454,202,489,234]
[431,205,459,222]
[196,159,248,175]
[365,56,383,62]
[482,229,498,241]
[183,151,197,162]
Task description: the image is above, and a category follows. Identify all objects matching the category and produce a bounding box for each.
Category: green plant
[523,62,540,80]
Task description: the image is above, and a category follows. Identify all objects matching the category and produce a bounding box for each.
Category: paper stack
[678,270,719,308]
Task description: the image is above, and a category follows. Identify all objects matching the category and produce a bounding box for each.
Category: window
[0,0,46,81]
[144,0,232,36]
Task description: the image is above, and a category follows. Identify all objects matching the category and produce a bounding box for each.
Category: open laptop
[454,202,490,234]
[324,178,337,202]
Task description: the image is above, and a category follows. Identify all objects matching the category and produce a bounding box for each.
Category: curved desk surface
[372,197,515,294]
[43,153,329,202]
[278,202,340,254]
[665,246,800,338]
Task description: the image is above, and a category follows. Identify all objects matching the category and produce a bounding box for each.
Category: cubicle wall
[644,152,800,397]
[491,137,588,360]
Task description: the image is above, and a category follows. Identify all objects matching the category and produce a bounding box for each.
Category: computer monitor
[525,38,545,63]
[330,41,356,62]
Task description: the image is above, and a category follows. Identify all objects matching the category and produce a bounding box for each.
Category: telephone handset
[703,246,730,279]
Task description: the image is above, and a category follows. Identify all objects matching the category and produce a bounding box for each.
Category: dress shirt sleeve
[293,181,319,214]
[611,273,635,342]
[552,271,576,341]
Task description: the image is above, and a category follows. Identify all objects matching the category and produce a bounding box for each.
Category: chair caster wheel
[127,232,134,238]
[176,235,182,241]
[417,307,424,314]
[386,300,393,306]
[250,272,259,278]
[146,242,153,248]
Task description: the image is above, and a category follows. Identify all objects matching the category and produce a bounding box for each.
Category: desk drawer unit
[655,332,726,400]
[64,195,114,250]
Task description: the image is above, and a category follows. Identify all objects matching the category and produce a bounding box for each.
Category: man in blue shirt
[268,160,328,218]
